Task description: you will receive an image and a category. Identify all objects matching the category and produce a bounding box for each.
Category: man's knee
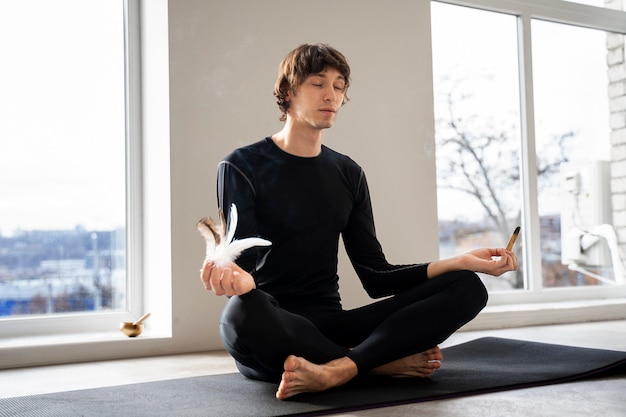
[220,290,277,328]
[219,290,276,351]
[219,289,303,350]
[456,270,488,315]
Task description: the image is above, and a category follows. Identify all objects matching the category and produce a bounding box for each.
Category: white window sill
[0,328,171,350]
[0,328,174,369]
[464,298,626,331]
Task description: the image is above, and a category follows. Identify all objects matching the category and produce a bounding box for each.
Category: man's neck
[272,123,324,157]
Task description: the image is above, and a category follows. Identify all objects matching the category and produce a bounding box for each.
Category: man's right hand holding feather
[200,261,256,296]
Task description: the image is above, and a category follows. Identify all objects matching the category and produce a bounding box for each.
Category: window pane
[532,20,618,288]
[0,1,127,316]
[431,3,524,291]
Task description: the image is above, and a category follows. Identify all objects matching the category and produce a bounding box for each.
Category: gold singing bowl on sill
[119,312,151,337]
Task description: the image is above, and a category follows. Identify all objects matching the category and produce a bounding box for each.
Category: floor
[1,320,625,416]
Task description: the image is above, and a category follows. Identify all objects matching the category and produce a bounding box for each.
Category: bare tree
[435,75,573,288]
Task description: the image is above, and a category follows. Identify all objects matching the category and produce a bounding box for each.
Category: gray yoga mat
[1,337,625,417]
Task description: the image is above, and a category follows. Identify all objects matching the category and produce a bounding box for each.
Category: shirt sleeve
[341,170,430,298]
[216,159,261,273]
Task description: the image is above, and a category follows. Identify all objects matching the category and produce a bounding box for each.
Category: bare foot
[369,347,443,378]
[275,356,358,400]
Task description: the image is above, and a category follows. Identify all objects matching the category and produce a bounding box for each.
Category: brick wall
[607,1,626,251]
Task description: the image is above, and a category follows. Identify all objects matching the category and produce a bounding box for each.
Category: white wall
[167,0,439,351]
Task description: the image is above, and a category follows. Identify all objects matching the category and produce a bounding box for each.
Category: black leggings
[219,270,488,383]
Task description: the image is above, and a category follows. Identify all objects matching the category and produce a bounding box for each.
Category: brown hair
[273,43,351,122]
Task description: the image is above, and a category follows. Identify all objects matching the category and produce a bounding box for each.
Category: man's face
[285,67,346,130]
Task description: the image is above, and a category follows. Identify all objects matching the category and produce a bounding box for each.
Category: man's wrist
[427,256,463,279]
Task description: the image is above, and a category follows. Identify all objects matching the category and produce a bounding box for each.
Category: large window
[432,0,626,301]
[532,20,614,288]
[432,4,523,292]
[0,0,139,334]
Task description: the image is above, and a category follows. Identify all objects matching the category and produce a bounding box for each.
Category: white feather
[198,203,271,267]
[225,203,238,246]
[212,237,271,267]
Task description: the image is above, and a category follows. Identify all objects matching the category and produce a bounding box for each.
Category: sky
[0,1,126,236]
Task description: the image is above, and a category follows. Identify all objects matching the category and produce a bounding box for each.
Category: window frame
[0,0,144,340]
[432,0,626,305]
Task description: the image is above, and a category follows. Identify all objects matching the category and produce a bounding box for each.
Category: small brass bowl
[120,322,144,337]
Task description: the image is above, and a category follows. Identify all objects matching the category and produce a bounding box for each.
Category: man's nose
[324,87,337,101]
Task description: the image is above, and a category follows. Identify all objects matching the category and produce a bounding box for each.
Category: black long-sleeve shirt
[217,137,430,314]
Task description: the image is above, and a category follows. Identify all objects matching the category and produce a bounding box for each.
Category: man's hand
[460,247,518,277]
[200,261,256,296]
[427,247,518,279]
